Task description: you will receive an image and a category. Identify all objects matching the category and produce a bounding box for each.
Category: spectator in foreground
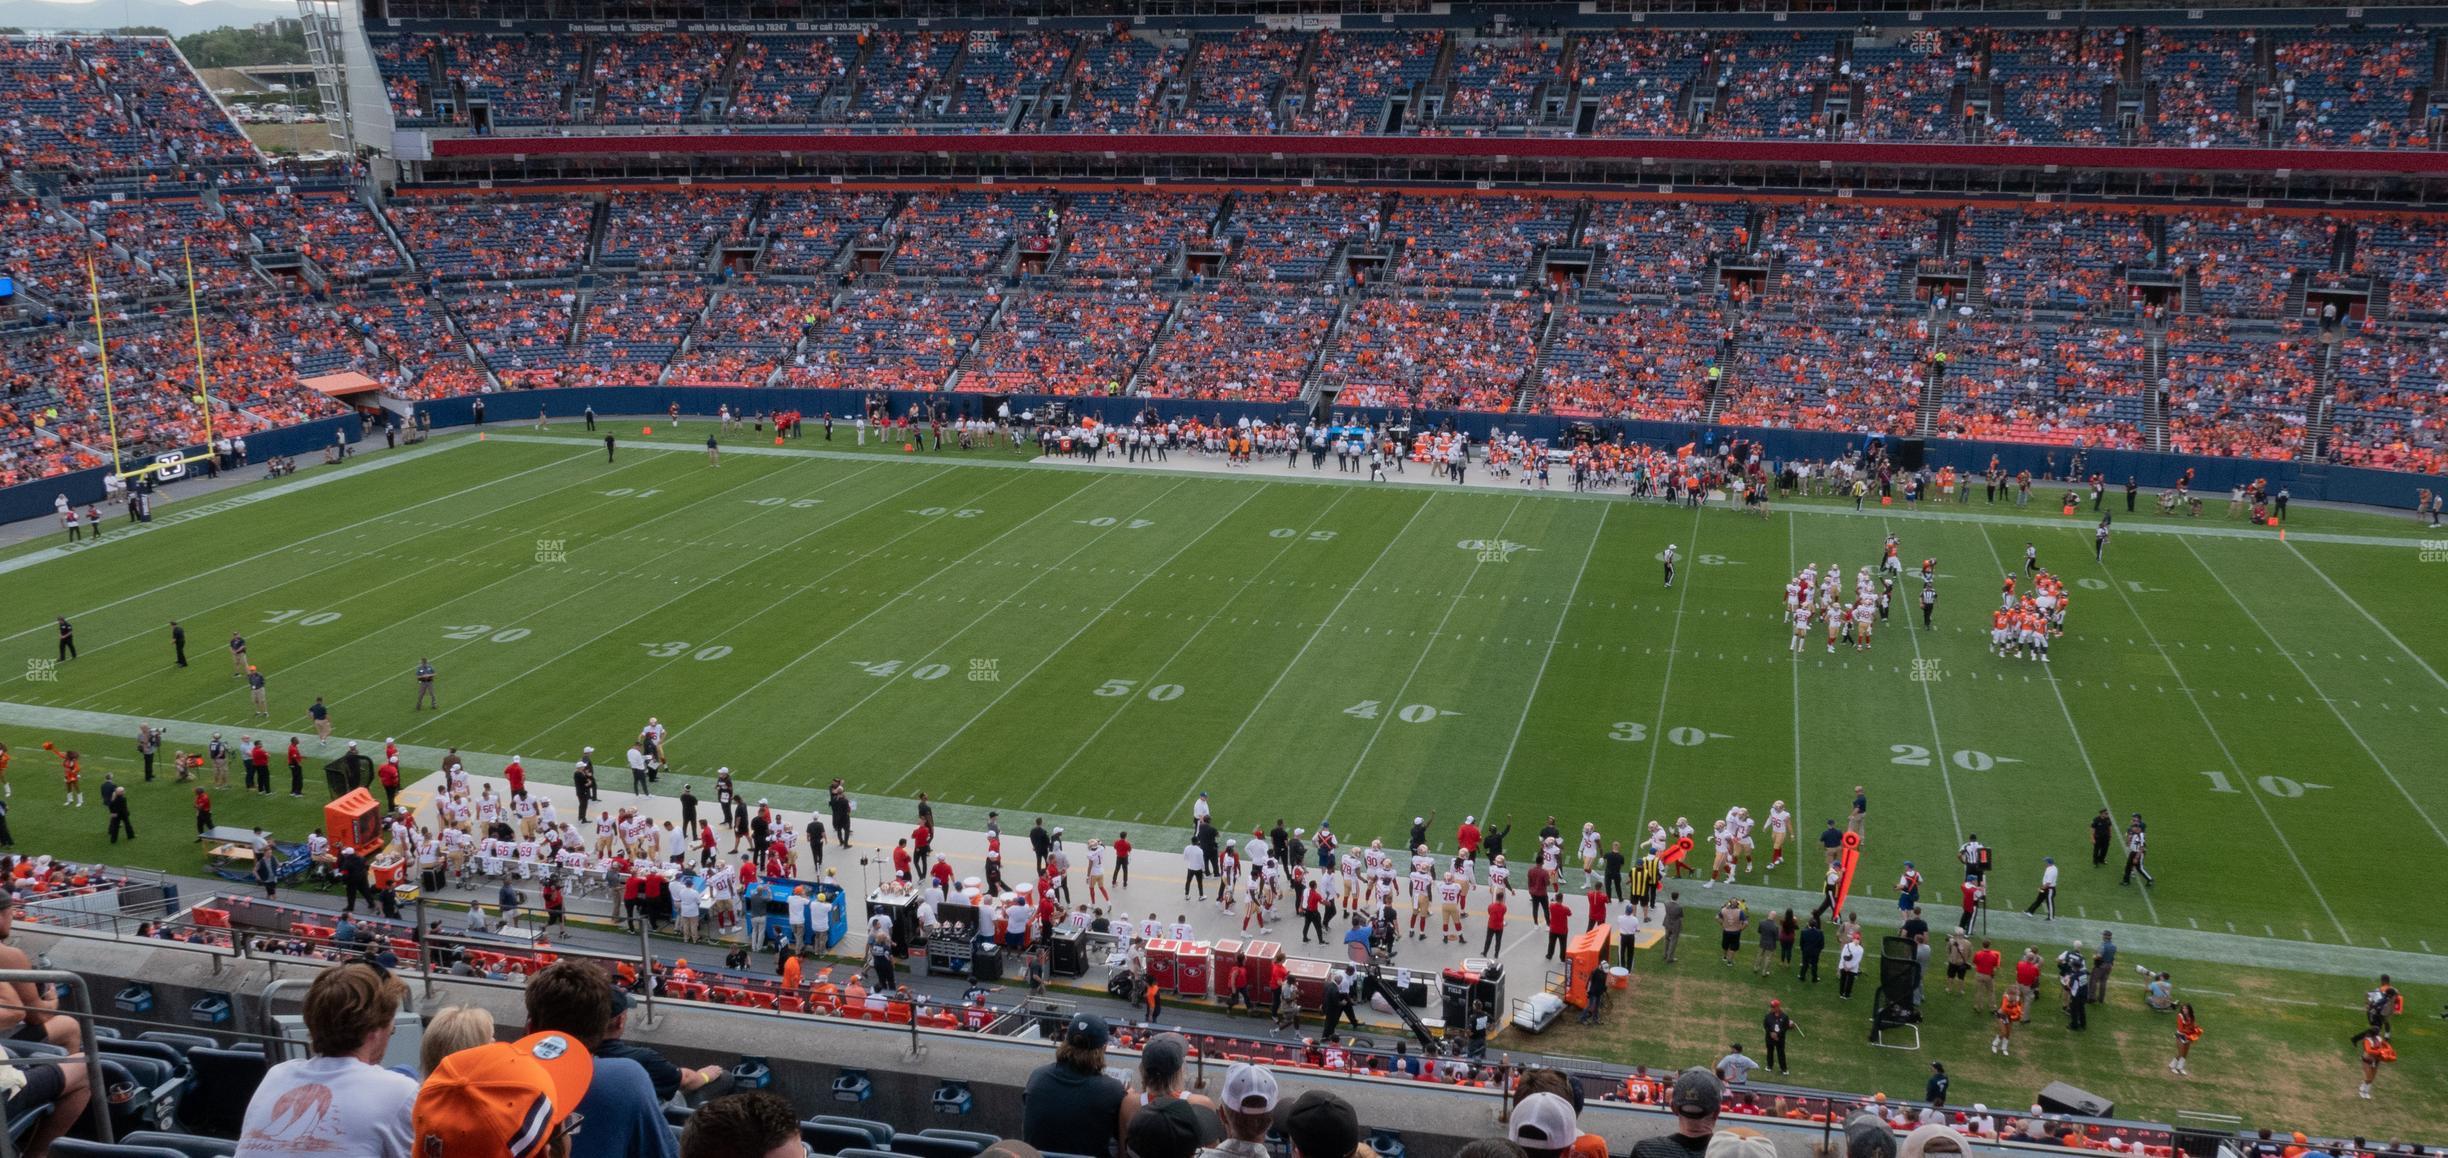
[1022,1013,1125,1156]
[420,1004,497,1076]
[0,898,87,1158]
[1844,1112,1900,1158]
[1508,1092,1583,1158]
[235,962,416,1157]
[412,1030,593,1158]
[1510,1069,1604,1158]
[1456,1144,1528,1158]
[1627,1068,1720,1158]
[599,989,725,1104]
[1200,1063,1278,1158]
[1120,1032,1221,1149]
[680,1090,802,1158]
[1703,1128,1777,1158]
[522,961,675,1158]
[1283,1089,1363,1158]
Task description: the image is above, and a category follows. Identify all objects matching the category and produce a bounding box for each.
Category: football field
[7,428,2448,966]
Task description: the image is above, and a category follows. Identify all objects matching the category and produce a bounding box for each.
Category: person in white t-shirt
[235,962,417,1158]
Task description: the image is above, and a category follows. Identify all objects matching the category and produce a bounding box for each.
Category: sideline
[476,431,2442,550]
[0,697,2440,985]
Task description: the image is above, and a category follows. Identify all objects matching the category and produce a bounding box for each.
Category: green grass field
[2,426,2444,1134]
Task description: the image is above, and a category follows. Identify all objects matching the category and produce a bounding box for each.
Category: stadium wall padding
[409,388,2448,511]
[0,414,359,528]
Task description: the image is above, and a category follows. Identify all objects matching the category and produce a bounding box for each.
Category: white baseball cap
[1220,1063,1280,1114]
[1508,1092,1579,1151]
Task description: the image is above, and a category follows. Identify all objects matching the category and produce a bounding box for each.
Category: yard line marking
[1884,517,1963,845]
[3,445,597,651]
[0,436,475,587]
[1786,510,1807,890]
[748,478,1181,774]
[1972,527,2156,923]
[1019,490,1357,809]
[170,456,778,722]
[2097,551,2353,942]
[499,470,1023,754]
[2177,537,2448,848]
[67,451,669,697]
[1322,497,1529,823]
[1171,494,1440,822]
[1632,507,1707,826]
[894,485,1267,795]
[1480,503,1608,819]
[391,462,887,735]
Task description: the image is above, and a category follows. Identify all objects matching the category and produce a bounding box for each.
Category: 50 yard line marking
[888,484,1266,794]
[2178,537,2448,848]
[2097,544,2353,942]
[1632,507,1704,825]
[1323,497,1527,823]
[1973,524,2157,924]
[1017,489,1356,811]
[1170,493,1440,823]
[749,476,1174,776]
[1480,502,1607,819]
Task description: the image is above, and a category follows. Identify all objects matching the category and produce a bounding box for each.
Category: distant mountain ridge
[0,0,297,37]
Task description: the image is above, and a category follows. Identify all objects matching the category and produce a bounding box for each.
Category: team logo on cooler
[152,452,186,481]
[1459,539,1534,560]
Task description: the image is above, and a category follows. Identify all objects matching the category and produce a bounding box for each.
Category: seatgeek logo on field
[1461,539,1536,562]
[2422,540,2448,563]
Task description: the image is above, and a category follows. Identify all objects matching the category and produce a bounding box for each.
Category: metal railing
[0,971,116,1155]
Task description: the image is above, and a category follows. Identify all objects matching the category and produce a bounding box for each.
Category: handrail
[0,970,115,1151]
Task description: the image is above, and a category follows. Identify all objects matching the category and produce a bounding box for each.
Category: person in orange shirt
[1992,993,2024,1056]
[57,746,82,808]
[2171,1002,2201,1075]
[780,953,802,991]
[2358,1031,2394,1099]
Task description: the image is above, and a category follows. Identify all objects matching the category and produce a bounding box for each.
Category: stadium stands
[600,190,756,272]
[386,196,593,281]
[887,190,1056,278]
[665,281,832,387]
[1387,194,1574,288]
[1138,287,1333,401]
[1058,192,1221,282]
[1222,190,1379,285]
[784,287,991,392]
[567,279,712,387]
[1290,30,1442,134]
[1957,206,2156,315]
[1538,303,1724,421]
[964,290,1171,395]
[1584,201,1748,297]
[1313,296,1541,411]
[1434,37,1558,133]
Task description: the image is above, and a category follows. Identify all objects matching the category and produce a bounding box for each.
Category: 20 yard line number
[2198,770,2327,798]
[1609,722,1733,747]
[443,624,532,644]
[1890,744,2020,771]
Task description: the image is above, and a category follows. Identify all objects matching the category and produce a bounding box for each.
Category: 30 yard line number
[642,641,732,661]
[1608,722,1728,747]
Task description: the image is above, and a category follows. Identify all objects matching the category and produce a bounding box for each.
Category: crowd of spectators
[600,190,757,271]
[2274,27,2432,148]
[663,280,832,386]
[2163,211,2338,317]
[1170,29,1306,132]
[1313,295,1541,411]
[2357,214,2448,317]
[2329,331,2448,473]
[1699,32,1843,139]
[764,191,898,274]
[1048,32,1176,132]
[727,35,854,123]
[1538,302,1724,420]
[1930,320,2148,447]
[388,195,595,281]
[1574,29,1710,137]
[566,279,712,386]
[74,196,253,294]
[2146,29,2257,148]
[1290,30,1442,134]
[2160,317,2317,459]
[224,190,406,283]
[1844,33,1974,143]
[966,290,1172,394]
[1715,308,1929,434]
[1058,192,1222,281]
[1958,206,2156,315]
[1759,202,1935,306]
[438,32,587,124]
[888,190,1057,277]
[845,31,966,123]
[449,283,580,390]
[1435,37,1559,132]
[784,286,992,391]
[1388,194,1575,288]
[1984,29,2123,144]
[585,33,728,124]
[332,284,492,399]
[0,197,158,302]
[1223,190,1380,284]
[946,31,1075,126]
[1138,287,1335,400]
[0,36,254,180]
[1585,200,1748,296]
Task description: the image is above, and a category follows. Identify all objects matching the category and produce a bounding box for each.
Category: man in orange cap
[412,1030,594,1158]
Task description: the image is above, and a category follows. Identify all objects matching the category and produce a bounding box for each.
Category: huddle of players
[1989,568,2071,663]
[1785,544,1912,654]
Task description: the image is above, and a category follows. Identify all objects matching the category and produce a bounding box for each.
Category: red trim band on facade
[427,131,2448,176]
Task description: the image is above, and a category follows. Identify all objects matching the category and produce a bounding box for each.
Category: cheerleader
[2170,1002,2201,1075]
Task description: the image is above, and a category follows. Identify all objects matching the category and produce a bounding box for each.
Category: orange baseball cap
[413,1031,594,1158]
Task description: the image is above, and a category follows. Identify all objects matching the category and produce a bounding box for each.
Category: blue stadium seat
[135,1033,221,1058]
[838,1148,899,1158]
[121,1134,239,1158]
[802,1122,882,1154]
[177,1049,270,1137]
[811,1115,894,1148]
[895,1134,984,1158]
[47,1140,192,1158]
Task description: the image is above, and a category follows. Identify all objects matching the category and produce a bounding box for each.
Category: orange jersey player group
[1991,569,2071,662]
